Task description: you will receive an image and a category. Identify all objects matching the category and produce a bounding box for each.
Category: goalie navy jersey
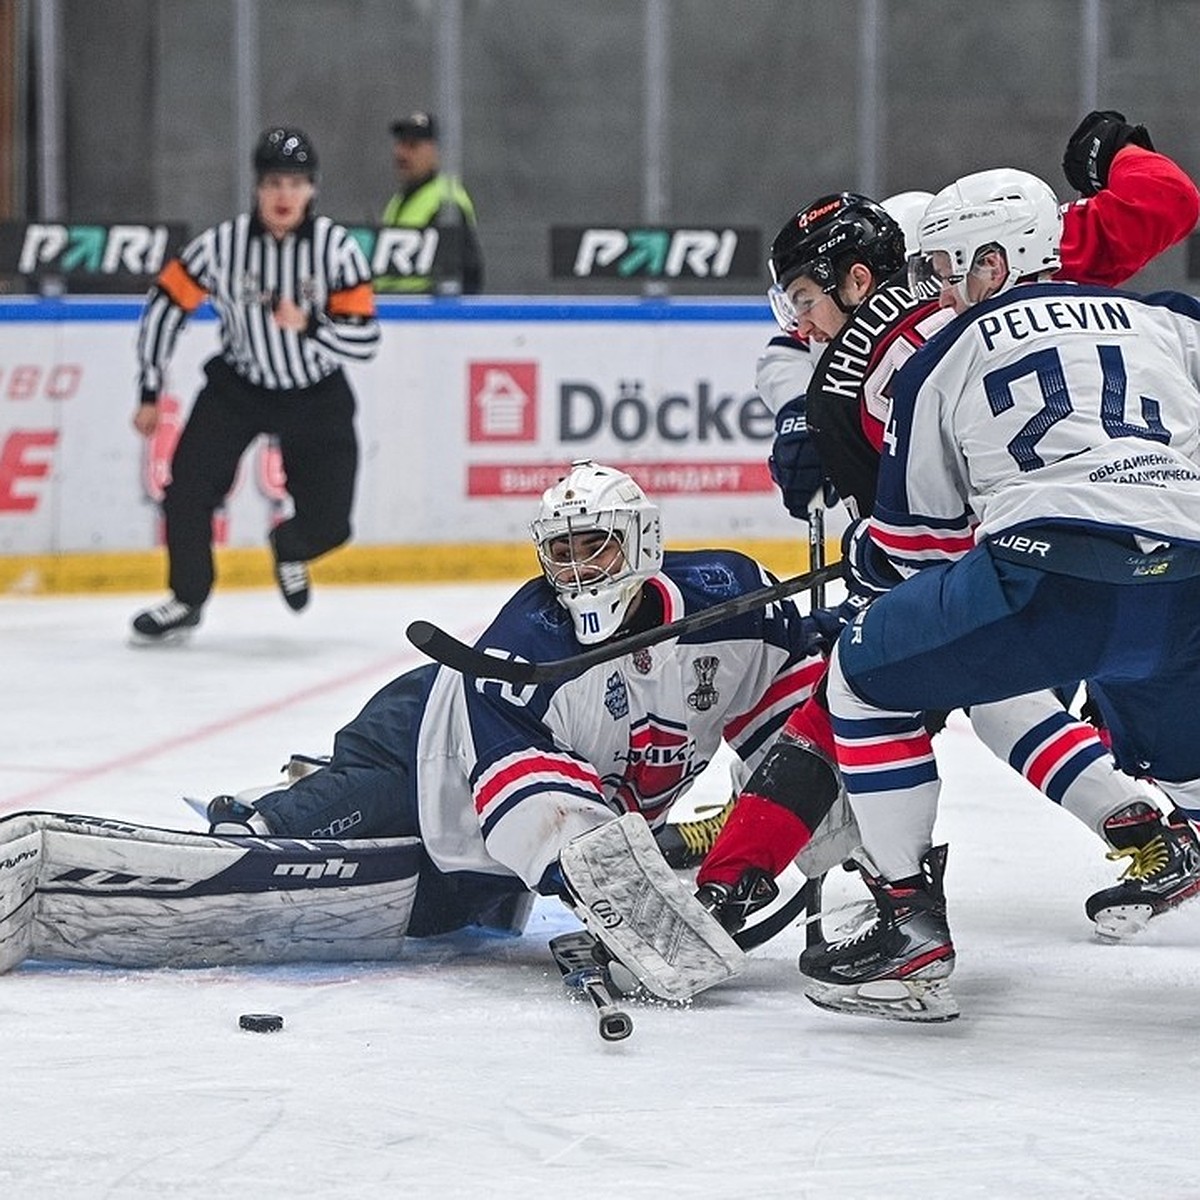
[414,550,826,891]
[873,283,1200,574]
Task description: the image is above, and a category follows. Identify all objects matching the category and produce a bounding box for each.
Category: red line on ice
[0,648,434,813]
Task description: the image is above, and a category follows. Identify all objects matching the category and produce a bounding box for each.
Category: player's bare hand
[133,403,159,437]
[273,296,308,332]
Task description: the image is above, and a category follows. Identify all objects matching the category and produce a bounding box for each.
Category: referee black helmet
[254,127,319,178]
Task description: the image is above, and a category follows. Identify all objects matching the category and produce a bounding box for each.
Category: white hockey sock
[969,693,1152,840]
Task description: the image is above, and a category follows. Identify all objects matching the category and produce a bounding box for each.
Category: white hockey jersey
[874,283,1200,571]
[414,550,826,891]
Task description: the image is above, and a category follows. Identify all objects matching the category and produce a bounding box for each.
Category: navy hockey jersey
[414,550,825,890]
[874,283,1200,573]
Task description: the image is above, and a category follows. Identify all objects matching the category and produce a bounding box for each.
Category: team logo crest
[631,648,653,675]
[604,672,629,720]
[687,656,720,712]
[606,714,703,819]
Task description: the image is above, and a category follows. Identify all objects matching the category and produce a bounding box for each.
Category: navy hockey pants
[836,540,1200,789]
[254,665,531,937]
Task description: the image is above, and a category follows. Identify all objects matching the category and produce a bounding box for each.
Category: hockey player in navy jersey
[205,461,829,987]
[799,168,1200,1021]
[699,113,1200,947]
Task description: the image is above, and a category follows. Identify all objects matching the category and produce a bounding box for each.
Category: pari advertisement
[0,300,800,558]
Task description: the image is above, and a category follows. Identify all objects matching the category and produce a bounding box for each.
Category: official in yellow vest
[378,111,483,294]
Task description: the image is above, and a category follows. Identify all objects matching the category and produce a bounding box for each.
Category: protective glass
[767,282,822,334]
[907,247,996,304]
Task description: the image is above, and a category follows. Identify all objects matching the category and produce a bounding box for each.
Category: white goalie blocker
[0,811,422,974]
[560,813,747,1002]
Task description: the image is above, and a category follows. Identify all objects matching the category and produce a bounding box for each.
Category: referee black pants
[162,357,358,607]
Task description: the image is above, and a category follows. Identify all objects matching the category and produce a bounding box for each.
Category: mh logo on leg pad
[273,858,359,881]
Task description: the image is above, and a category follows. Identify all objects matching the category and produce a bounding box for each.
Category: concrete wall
[49,0,1200,294]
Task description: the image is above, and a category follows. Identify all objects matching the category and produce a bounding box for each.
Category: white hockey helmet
[530,460,664,644]
[880,190,934,256]
[910,168,1062,306]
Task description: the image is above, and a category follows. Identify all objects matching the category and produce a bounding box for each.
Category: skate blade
[1091,882,1200,942]
[181,796,210,821]
[128,627,197,649]
[1092,903,1153,943]
[805,977,960,1023]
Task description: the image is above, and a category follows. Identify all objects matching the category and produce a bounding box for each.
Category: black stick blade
[405,621,538,685]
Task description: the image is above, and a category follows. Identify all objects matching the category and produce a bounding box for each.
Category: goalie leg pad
[0,816,43,973]
[559,813,746,1002]
[1,811,423,971]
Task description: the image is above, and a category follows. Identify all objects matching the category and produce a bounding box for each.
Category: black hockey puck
[239,1012,284,1033]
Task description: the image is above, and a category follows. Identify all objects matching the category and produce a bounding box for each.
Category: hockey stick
[731,872,825,951]
[808,497,827,609]
[407,558,843,685]
[800,499,828,949]
[736,502,832,951]
[549,931,634,1042]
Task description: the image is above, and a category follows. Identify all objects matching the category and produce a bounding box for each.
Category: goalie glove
[1062,109,1154,197]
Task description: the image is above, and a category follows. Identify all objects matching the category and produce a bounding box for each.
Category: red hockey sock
[695,792,812,887]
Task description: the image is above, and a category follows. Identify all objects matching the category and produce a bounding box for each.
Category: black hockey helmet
[253,127,319,178]
[768,193,906,292]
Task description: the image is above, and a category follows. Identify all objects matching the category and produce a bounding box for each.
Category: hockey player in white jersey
[704,168,1200,946]
[197,460,831,996]
[801,168,1200,1021]
[2,462,830,992]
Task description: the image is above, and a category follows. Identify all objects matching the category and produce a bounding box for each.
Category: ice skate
[1087,803,1200,941]
[206,794,271,835]
[657,798,734,868]
[274,558,311,611]
[285,753,330,782]
[695,866,779,934]
[129,597,202,645]
[799,844,958,1022]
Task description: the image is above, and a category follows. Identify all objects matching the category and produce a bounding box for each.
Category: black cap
[390,111,438,141]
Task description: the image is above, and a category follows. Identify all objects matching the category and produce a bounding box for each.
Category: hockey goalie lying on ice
[0,461,852,999]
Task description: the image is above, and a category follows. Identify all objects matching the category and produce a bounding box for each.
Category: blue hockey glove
[806,591,877,654]
[841,518,903,598]
[768,397,830,520]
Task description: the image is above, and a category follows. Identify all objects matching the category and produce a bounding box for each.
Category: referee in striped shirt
[131,126,380,643]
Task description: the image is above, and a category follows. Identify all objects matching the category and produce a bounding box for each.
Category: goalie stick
[407,559,843,685]
[549,930,633,1042]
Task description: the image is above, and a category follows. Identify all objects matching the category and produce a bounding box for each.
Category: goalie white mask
[909,168,1062,307]
[531,461,664,644]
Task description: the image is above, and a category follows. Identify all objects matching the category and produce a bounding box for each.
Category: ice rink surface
[3,582,1200,1199]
